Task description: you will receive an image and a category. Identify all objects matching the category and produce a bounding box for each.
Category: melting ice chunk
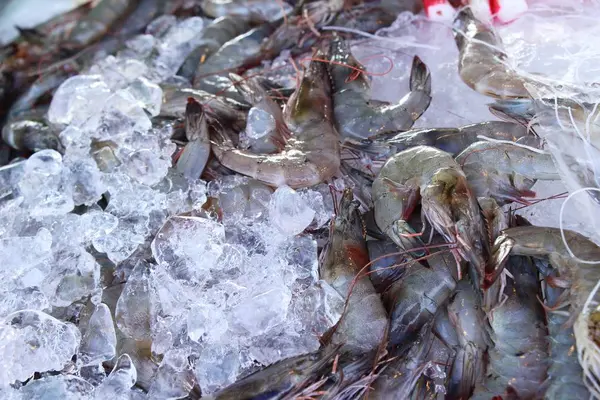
[115,261,154,341]
[19,375,94,399]
[187,303,228,343]
[194,344,240,394]
[147,349,197,400]
[79,303,117,366]
[94,354,137,399]
[151,216,225,282]
[47,75,111,127]
[246,107,276,140]
[269,185,315,236]
[125,77,162,117]
[0,310,80,386]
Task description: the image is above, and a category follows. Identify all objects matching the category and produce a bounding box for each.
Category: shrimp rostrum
[211,50,340,189]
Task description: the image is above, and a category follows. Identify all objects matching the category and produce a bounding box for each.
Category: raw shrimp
[329,36,431,140]
[160,86,248,132]
[367,238,418,293]
[372,145,485,283]
[229,73,290,154]
[200,0,292,22]
[320,189,387,354]
[176,98,211,181]
[472,256,549,399]
[363,121,534,158]
[445,279,491,399]
[455,141,560,205]
[488,226,600,397]
[64,0,137,50]
[211,51,340,189]
[179,16,252,82]
[453,8,529,99]
[368,322,435,400]
[2,108,61,153]
[383,245,456,348]
[8,69,74,119]
[192,20,282,94]
[202,348,337,399]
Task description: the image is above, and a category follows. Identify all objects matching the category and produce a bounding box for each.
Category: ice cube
[146,15,177,37]
[64,155,106,206]
[19,375,94,400]
[115,261,154,341]
[42,246,100,307]
[0,228,52,286]
[246,107,276,140]
[122,34,156,59]
[122,149,169,187]
[269,185,315,236]
[80,304,117,366]
[94,354,137,399]
[194,344,240,394]
[298,188,331,229]
[47,75,111,127]
[89,56,148,91]
[147,348,197,400]
[18,150,74,216]
[0,310,80,386]
[229,285,291,337]
[151,216,225,281]
[279,235,318,282]
[80,211,119,243]
[92,91,152,141]
[187,303,228,343]
[124,77,162,117]
[0,287,49,318]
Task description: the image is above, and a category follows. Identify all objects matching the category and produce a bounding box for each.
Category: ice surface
[187,303,228,343]
[79,304,117,366]
[94,354,137,399]
[115,261,154,341]
[124,77,162,117]
[147,349,197,399]
[246,107,276,139]
[88,56,148,91]
[18,375,94,400]
[0,310,80,386]
[269,185,316,236]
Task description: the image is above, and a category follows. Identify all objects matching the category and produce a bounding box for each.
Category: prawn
[320,189,388,354]
[175,98,211,181]
[210,50,340,189]
[453,8,529,99]
[372,145,485,284]
[329,36,431,140]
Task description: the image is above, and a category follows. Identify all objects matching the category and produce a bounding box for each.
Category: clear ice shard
[151,216,225,282]
[79,303,117,366]
[47,75,112,127]
[94,354,137,399]
[42,246,100,307]
[194,344,241,395]
[19,375,94,400]
[115,261,154,341]
[245,107,276,140]
[88,56,148,91]
[147,348,197,399]
[124,77,163,117]
[187,303,228,343]
[18,150,74,217]
[269,185,315,236]
[0,310,81,386]
[0,228,52,286]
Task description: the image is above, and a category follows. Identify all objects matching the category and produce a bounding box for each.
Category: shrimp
[320,189,387,354]
[63,0,137,50]
[179,16,252,82]
[363,121,534,158]
[488,226,600,397]
[160,86,248,132]
[210,51,340,189]
[176,98,211,181]
[2,108,62,153]
[445,279,491,399]
[472,256,549,399]
[8,69,74,119]
[203,348,337,400]
[455,141,560,205]
[367,238,418,293]
[229,73,290,154]
[369,322,436,400]
[372,146,485,284]
[383,244,456,348]
[200,0,292,22]
[192,20,281,93]
[329,36,431,140]
[453,8,529,99]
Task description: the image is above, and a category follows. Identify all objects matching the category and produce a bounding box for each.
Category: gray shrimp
[320,189,388,354]
[329,36,431,140]
[2,108,62,153]
[455,141,559,205]
[175,98,211,181]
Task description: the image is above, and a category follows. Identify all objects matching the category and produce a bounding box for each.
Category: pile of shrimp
[2,0,600,398]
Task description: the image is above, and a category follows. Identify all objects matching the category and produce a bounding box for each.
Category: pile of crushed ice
[0,16,343,397]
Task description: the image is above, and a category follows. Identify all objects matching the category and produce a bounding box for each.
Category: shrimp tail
[409,56,432,95]
[176,138,211,181]
[484,234,514,289]
[389,220,427,258]
[488,99,535,125]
